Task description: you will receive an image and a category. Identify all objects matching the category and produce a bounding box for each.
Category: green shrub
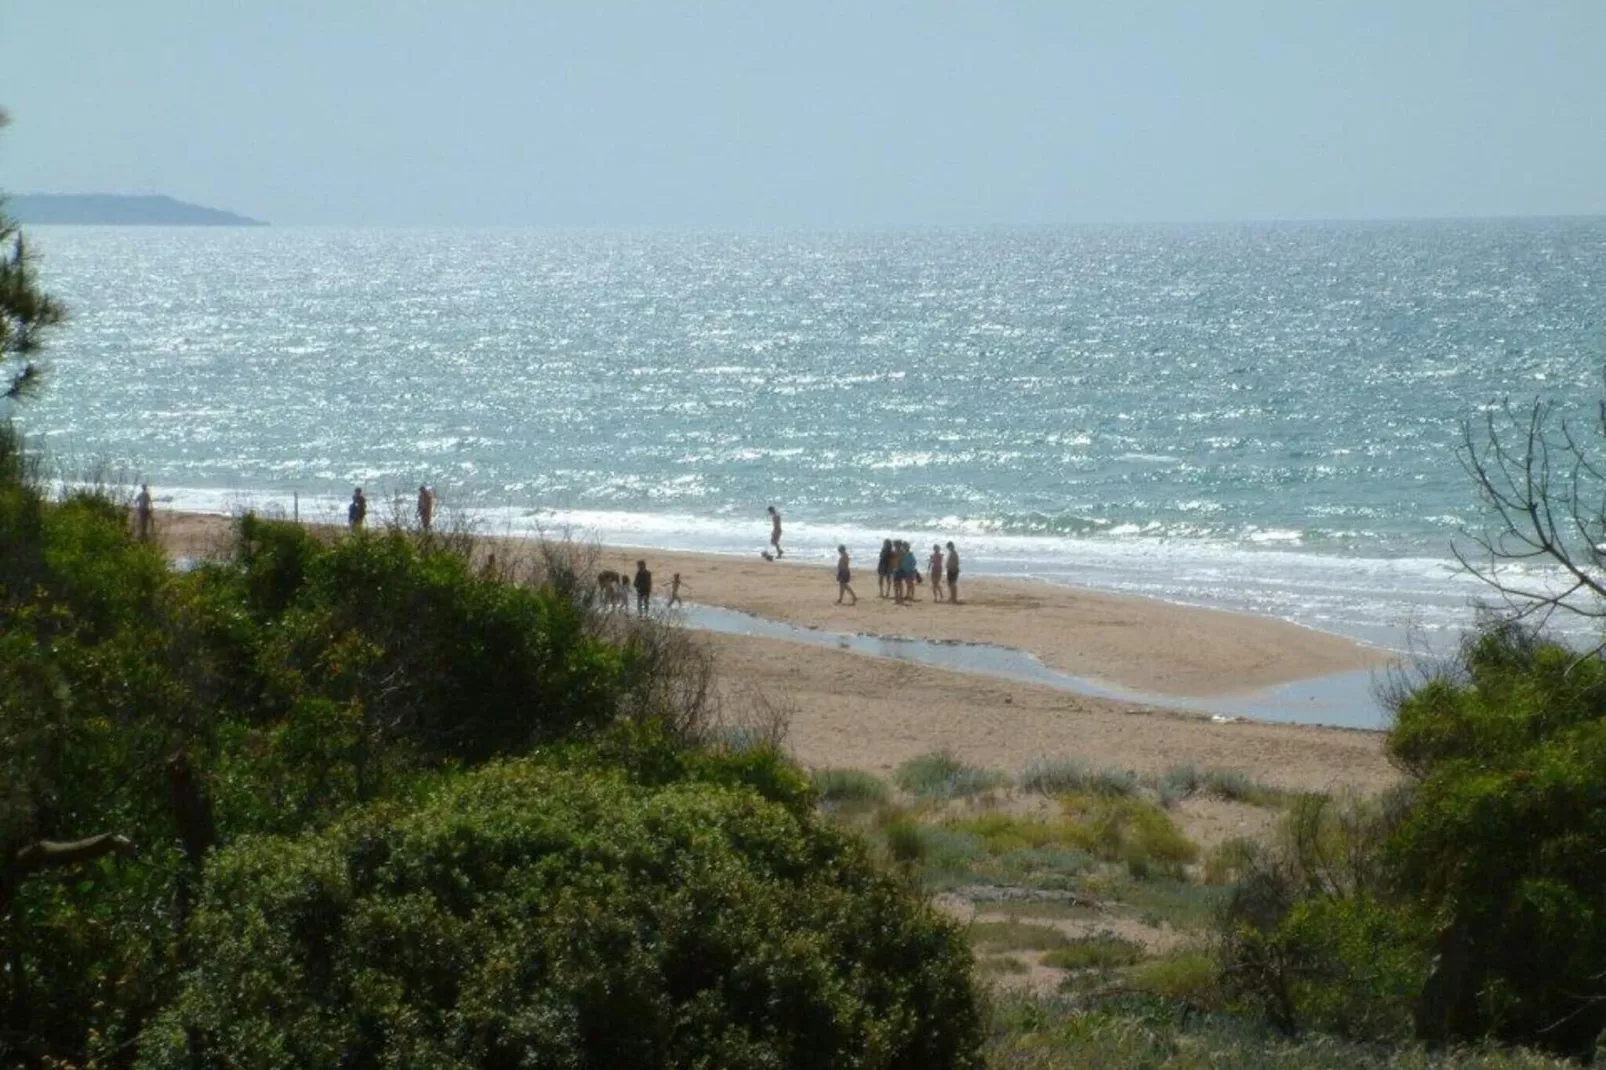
[895,750,1009,799]
[811,766,891,805]
[216,521,628,764]
[970,920,1071,953]
[1383,623,1606,1054]
[948,811,1090,855]
[138,760,984,1069]
[1040,933,1144,971]
[1128,949,1217,1002]
[1202,836,1259,885]
[1199,768,1286,807]
[1061,793,1198,878]
[1216,624,1606,1055]
[977,955,1030,978]
[1151,764,1285,808]
[1020,758,1139,798]
[879,811,928,865]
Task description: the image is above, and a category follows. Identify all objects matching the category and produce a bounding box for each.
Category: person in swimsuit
[835,544,857,605]
[767,505,784,558]
[945,541,961,604]
[928,543,945,602]
[876,538,894,598]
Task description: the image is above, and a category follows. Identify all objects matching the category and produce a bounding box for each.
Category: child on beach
[835,545,857,605]
[668,572,684,607]
[928,543,945,602]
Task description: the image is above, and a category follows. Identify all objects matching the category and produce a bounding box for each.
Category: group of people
[598,562,683,616]
[833,539,960,606]
[346,484,435,532]
[763,505,962,608]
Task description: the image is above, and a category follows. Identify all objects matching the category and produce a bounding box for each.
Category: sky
[3,1,1604,226]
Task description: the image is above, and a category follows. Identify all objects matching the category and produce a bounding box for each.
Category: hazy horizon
[5,2,1604,227]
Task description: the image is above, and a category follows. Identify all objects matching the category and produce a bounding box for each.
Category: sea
[15,219,1606,654]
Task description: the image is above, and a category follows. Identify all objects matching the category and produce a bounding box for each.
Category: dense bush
[1219,623,1606,1057]
[1387,625,1606,1053]
[139,759,983,1069]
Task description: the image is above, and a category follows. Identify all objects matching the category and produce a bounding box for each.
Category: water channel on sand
[680,603,1390,731]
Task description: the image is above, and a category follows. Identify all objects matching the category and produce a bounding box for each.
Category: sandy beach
[157,510,1398,794]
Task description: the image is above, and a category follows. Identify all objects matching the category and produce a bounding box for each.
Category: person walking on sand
[767,505,784,559]
[134,483,154,541]
[928,543,946,603]
[835,544,858,605]
[667,572,684,608]
[945,541,961,604]
[416,484,435,532]
[348,487,367,531]
[633,559,653,617]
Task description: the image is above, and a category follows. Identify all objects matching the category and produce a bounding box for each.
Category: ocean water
[16,220,1606,652]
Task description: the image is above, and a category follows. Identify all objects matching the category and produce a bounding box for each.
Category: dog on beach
[597,569,626,609]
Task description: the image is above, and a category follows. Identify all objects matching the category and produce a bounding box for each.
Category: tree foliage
[0,109,65,401]
[1219,623,1606,1058]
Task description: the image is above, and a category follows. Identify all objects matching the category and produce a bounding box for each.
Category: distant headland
[7,194,266,226]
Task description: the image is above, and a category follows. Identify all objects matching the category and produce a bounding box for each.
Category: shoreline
[156,507,1399,793]
[122,485,1486,655]
[158,508,1391,700]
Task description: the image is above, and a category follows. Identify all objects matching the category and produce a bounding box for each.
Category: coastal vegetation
[0,460,982,1066]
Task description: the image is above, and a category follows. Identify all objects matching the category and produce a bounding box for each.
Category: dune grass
[1039,933,1145,971]
[969,920,1071,953]
[810,767,891,805]
[894,750,1010,799]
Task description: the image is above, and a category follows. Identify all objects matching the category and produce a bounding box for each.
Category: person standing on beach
[348,487,367,530]
[667,572,684,608]
[945,541,961,604]
[633,559,653,616]
[877,538,894,598]
[928,543,946,603]
[416,484,435,532]
[767,505,784,559]
[835,544,857,605]
[134,483,153,541]
[899,541,919,603]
